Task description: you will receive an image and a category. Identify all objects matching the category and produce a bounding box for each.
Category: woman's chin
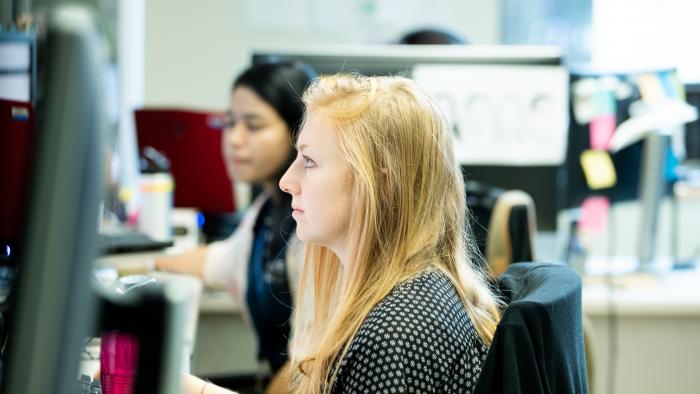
[294,227,306,242]
[229,169,258,184]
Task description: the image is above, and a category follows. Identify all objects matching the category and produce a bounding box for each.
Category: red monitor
[134,108,235,214]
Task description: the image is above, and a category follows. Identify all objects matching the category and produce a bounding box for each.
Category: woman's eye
[246,123,263,131]
[222,117,235,130]
[303,156,317,168]
[219,112,235,129]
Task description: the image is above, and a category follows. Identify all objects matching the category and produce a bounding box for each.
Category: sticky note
[613,80,634,101]
[580,150,617,190]
[673,74,686,99]
[589,115,616,150]
[659,71,674,97]
[573,80,616,124]
[593,90,616,115]
[578,196,610,234]
[572,78,600,125]
[574,95,597,125]
[573,78,599,97]
[658,71,683,99]
[637,73,666,103]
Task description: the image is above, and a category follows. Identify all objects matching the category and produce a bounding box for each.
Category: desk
[195,290,258,377]
[98,234,700,391]
[583,263,700,394]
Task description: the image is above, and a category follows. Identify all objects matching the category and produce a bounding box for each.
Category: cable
[605,202,618,394]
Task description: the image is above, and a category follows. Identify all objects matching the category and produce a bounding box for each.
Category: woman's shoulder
[361,270,474,340]
[335,270,489,393]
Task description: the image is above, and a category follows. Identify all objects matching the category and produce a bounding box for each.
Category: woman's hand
[181,374,239,394]
[154,246,208,277]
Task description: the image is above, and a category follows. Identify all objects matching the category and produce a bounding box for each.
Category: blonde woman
[184,74,501,394]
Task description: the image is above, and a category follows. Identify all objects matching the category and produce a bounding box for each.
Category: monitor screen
[0,5,106,393]
[684,83,700,162]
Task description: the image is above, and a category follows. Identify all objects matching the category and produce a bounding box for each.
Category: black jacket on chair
[474,262,588,394]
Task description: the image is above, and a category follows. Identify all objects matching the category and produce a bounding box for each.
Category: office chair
[583,315,596,394]
[485,190,537,276]
[474,262,589,394]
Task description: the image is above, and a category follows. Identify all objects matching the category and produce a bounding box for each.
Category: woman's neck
[329,236,354,268]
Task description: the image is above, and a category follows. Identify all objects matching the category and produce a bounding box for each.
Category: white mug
[138,172,173,241]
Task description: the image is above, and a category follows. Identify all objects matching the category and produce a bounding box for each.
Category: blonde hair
[289,74,501,393]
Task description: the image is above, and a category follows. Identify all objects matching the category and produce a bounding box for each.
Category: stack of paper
[0,38,32,102]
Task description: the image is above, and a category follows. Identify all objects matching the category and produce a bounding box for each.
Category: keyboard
[79,374,102,394]
[98,231,174,255]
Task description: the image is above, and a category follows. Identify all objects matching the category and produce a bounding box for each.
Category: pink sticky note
[578,196,610,234]
[589,115,616,150]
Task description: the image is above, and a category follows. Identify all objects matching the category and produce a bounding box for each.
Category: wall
[143,0,501,110]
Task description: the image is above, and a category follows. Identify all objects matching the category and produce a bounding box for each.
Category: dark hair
[233,61,318,137]
[397,28,468,45]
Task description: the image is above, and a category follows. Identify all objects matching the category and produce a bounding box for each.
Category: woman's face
[279,112,353,253]
[221,86,292,185]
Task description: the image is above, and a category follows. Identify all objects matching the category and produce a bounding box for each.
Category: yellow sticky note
[637,74,666,103]
[580,150,617,190]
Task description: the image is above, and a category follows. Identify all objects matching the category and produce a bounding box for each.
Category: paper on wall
[412,64,569,165]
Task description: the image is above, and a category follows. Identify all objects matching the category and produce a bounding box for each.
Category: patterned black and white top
[332,269,490,393]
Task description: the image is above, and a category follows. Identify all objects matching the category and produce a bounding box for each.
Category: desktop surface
[581,260,700,394]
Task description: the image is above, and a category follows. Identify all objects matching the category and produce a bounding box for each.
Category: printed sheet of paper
[412,64,569,165]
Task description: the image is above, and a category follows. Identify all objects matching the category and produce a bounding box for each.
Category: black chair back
[474,262,588,394]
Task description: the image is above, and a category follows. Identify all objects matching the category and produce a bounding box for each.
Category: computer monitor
[684,83,700,163]
[134,108,236,214]
[0,99,34,268]
[253,46,567,231]
[0,5,106,394]
[1,5,191,393]
[253,45,561,75]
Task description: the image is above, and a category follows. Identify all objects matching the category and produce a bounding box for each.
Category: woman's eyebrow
[241,113,264,122]
[296,143,308,151]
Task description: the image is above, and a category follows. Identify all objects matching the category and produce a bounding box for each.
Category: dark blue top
[244,199,294,373]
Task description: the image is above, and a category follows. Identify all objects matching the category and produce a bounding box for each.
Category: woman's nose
[224,124,245,148]
[279,165,299,195]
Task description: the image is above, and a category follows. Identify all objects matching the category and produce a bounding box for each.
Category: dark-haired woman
[156,62,317,386]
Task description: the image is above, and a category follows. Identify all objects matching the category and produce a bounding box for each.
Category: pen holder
[100,330,140,394]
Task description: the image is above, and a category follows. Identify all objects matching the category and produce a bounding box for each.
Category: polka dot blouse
[332,269,489,393]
